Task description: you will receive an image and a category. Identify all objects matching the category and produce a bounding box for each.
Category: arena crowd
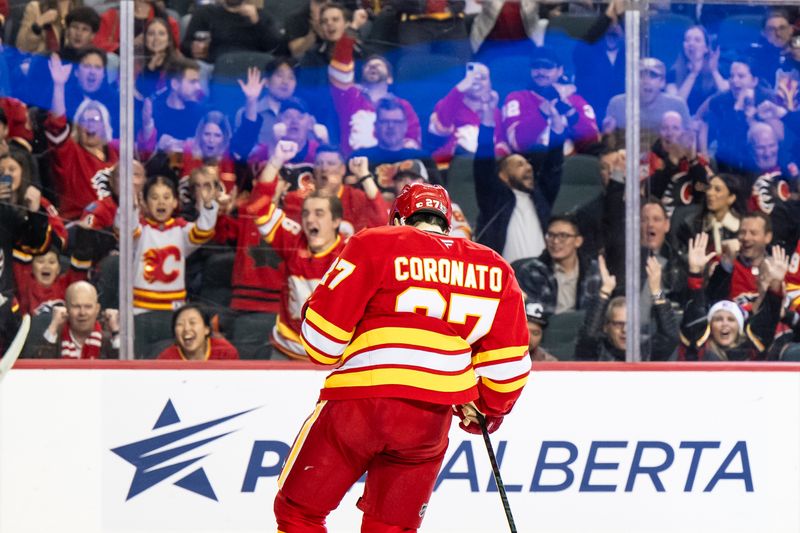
[0,0,798,362]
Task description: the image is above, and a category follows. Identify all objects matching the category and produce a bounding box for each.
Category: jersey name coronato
[394,256,503,293]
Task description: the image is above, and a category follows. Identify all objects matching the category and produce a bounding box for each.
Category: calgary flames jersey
[300,225,531,415]
[256,205,347,359]
[133,205,218,313]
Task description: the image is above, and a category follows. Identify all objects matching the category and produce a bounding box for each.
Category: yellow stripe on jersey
[301,335,341,366]
[276,317,301,343]
[696,326,711,348]
[480,374,529,394]
[70,256,93,270]
[254,205,274,227]
[278,401,327,489]
[343,327,471,359]
[305,307,353,343]
[746,323,764,353]
[12,249,32,262]
[133,288,187,299]
[325,366,476,393]
[473,345,529,366]
[188,226,215,244]
[133,300,175,311]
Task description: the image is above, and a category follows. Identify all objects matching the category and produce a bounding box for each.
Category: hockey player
[274,183,531,532]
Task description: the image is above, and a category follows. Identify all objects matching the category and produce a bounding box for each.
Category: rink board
[0,362,799,533]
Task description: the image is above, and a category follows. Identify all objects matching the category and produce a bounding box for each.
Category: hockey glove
[453,404,503,435]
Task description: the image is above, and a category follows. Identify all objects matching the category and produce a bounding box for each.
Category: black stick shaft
[476,413,517,533]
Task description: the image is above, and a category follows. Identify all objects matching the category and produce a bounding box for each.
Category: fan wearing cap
[679,232,786,361]
[498,46,600,157]
[525,301,557,362]
[275,182,530,532]
[605,57,690,139]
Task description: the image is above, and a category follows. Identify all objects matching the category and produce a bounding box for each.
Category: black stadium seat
[551,154,603,215]
[541,310,585,361]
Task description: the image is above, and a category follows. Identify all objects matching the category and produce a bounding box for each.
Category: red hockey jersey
[44,114,118,220]
[328,33,422,155]
[300,225,531,415]
[215,181,284,313]
[499,87,599,156]
[256,204,347,359]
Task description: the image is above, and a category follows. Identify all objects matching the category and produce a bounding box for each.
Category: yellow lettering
[475,264,488,290]
[450,260,464,287]
[409,257,423,281]
[489,267,503,293]
[464,263,477,289]
[437,258,450,284]
[423,258,439,283]
[395,256,409,281]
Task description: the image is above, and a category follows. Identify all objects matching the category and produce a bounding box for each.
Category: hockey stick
[0,314,30,386]
[476,412,517,533]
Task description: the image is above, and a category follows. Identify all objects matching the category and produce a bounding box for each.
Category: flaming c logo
[143,246,181,284]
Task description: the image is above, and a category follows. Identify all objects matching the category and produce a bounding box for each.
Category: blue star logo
[111,399,256,501]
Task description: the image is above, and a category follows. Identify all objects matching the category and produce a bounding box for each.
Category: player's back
[301,225,530,406]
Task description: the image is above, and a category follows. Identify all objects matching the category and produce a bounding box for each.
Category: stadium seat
[445,153,478,228]
[394,53,466,131]
[647,13,694,67]
[210,51,274,114]
[213,51,274,81]
[198,251,234,310]
[717,15,763,54]
[781,344,800,362]
[551,154,603,215]
[264,0,306,27]
[541,310,585,361]
[94,254,119,310]
[180,13,192,42]
[484,51,536,102]
[21,312,55,358]
[544,15,597,80]
[134,310,174,359]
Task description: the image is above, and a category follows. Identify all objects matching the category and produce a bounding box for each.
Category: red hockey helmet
[389,182,452,230]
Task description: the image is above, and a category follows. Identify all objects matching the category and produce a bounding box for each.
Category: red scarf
[60,322,103,359]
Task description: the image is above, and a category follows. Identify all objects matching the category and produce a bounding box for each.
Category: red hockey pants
[274,397,452,532]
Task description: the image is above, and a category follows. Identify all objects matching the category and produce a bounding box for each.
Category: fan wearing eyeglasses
[44,54,118,220]
[512,214,601,317]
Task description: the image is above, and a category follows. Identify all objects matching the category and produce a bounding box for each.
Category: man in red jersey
[274,183,531,532]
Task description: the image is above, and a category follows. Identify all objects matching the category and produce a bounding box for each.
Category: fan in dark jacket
[473,117,560,262]
[512,214,601,316]
[678,233,785,362]
[575,255,679,362]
